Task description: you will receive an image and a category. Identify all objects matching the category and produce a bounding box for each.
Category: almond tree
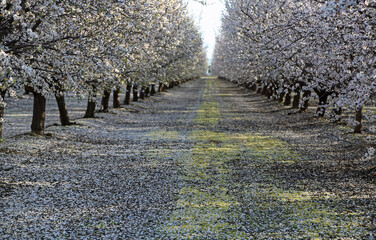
[212,0,376,133]
[1,0,206,136]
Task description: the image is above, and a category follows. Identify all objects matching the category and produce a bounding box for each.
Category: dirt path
[1,76,375,239]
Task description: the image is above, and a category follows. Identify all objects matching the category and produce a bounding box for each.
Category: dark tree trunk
[55,94,72,126]
[145,85,150,97]
[140,87,145,100]
[158,82,164,92]
[133,84,139,102]
[292,90,301,109]
[251,84,257,91]
[123,84,132,105]
[0,90,6,139]
[256,85,262,94]
[100,89,111,112]
[284,89,292,106]
[354,107,363,133]
[31,91,46,135]
[316,91,329,117]
[261,85,267,95]
[84,91,96,118]
[113,88,121,108]
[299,90,311,113]
[279,91,286,103]
[265,87,273,98]
[150,84,156,95]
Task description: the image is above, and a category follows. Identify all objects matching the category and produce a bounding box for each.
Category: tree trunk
[100,89,111,112]
[292,90,301,109]
[265,87,273,98]
[158,82,164,92]
[113,88,121,108]
[278,92,286,103]
[0,90,6,139]
[145,85,150,97]
[299,90,311,113]
[31,91,46,135]
[133,84,139,102]
[256,85,262,94]
[55,94,72,126]
[354,107,363,133]
[316,91,329,117]
[123,84,132,105]
[261,85,267,95]
[140,87,145,100]
[251,84,257,91]
[284,89,292,106]
[150,84,156,95]
[84,91,96,118]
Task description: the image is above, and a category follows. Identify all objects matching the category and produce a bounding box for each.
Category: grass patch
[145,129,180,141]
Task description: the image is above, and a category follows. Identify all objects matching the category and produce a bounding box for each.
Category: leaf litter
[0,76,375,239]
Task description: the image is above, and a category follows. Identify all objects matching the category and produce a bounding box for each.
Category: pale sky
[186,0,225,64]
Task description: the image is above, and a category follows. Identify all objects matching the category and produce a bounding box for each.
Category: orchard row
[0,0,207,137]
[212,0,376,133]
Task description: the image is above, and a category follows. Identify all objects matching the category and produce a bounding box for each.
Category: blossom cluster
[0,0,207,98]
[211,0,376,127]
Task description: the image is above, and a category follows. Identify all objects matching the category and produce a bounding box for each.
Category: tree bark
[145,85,150,97]
[55,94,72,126]
[256,85,262,94]
[140,86,145,100]
[150,84,156,95]
[158,82,164,92]
[84,91,96,118]
[0,90,7,139]
[24,87,30,95]
[133,84,139,102]
[31,91,46,135]
[316,91,329,117]
[251,83,257,91]
[261,85,267,95]
[292,90,301,109]
[113,88,121,108]
[354,107,363,133]
[299,90,311,113]
[100,89,111,112]
[284,89,292,106]
[123,84,132,105]
[265,87,273,98]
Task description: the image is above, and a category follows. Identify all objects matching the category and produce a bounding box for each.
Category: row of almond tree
[212,0,376,133]
[0,0,207,138]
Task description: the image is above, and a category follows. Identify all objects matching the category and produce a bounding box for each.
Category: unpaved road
[1,76,375,239]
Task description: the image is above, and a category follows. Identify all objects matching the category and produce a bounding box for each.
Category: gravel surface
[1,76,376,239]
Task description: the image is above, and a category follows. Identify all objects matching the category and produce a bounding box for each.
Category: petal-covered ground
[1,76,375,239]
